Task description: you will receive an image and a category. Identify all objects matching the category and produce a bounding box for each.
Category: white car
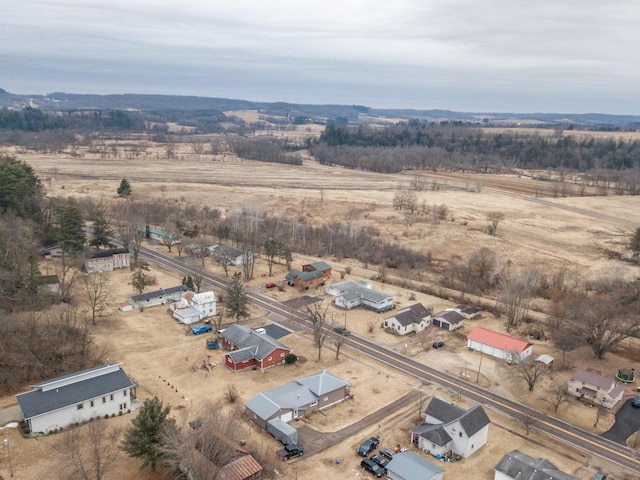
[255,328,266,335]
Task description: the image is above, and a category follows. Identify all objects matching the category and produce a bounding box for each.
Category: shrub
[285,353,298,364]
[226,385,239,403]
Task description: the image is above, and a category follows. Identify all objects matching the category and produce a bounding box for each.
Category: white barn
[170,290,217,324]
[16,363,137,435]
[466,327,533,363]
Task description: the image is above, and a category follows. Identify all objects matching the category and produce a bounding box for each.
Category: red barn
[220,324,291,372]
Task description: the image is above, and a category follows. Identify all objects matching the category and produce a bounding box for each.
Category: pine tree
[226,272,250,321]
[129,260,150,295]
[121,396,174,471]
[117,178,133,197]
[90,202,112,248]
[54,203,85,255]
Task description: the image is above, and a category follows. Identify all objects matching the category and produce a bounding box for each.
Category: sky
[1,0,639,114]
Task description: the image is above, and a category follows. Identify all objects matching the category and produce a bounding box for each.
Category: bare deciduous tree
[499,269,537,331]
[82,273,113,325]
[513,357,546,392]
[487,211,505,236]
[54,419,123,480]
[541,383,570,412]
[306,299,328,361]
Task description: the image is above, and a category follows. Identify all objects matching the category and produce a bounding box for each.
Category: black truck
[277,444,304,460]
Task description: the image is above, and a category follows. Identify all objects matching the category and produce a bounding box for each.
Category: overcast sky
[1,0,639,114]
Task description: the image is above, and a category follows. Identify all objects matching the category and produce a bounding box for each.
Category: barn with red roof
[466,327,533,363]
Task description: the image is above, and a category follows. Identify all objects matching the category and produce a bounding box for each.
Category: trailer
[267,418,298,445]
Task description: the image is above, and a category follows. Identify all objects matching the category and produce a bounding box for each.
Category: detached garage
[466,327,533,363]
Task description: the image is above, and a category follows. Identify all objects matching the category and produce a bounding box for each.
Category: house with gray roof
[386,451,444,480]
[220,324,292,372]
[129,285,187,309]
[244,370,350,430]
[568,368,625,409]
[16,363,137,435]
[84,248,130,273]
[432,309,465,331]
[384,303,433,335]
[208,243,252,267]
[494,450,579,480]
[325,279,394,313]
[411,396,490,459]
[170,290,217,324]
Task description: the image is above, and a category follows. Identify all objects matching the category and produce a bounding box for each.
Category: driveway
[601,398,640,444]
[0,404,21,427]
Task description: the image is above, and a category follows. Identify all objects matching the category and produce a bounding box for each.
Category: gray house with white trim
[384,303,432,335]
[494,450,579,480]
[16,363,137,434]
[129,285,187,309]
[326,279,394,313]
[411,397,490,459]
[244,370,350,430]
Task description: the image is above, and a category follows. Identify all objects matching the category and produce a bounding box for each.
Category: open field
[2,135,640,479]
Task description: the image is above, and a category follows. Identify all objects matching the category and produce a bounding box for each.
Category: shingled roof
[221,324,290,361]
[494,450,578,480]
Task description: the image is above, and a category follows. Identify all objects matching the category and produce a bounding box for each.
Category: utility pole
[476,352,484,384]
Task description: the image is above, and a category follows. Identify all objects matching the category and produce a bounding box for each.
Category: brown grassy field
[1,124,640,480]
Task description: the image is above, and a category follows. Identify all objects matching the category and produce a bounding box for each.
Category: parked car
[277,444,304,460]
[255,328,267,335]
[192,324,213,335]
[205,339,220,349]
[591,473,607,480]
[432,341,445,349]
[379,447,396,461]
[333,325,351,336]
[266,282,277,289]
[357,436,380,457]
[369,454,389,471]
[360,458,385,478]
[632,396,640,407]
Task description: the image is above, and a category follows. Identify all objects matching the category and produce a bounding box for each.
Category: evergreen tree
[129,260,150,295]
[226,272,250,321]
[54,203,85,255]
[0,155,42,219]
[90,202,112,248]
[117,178,133,197]
[121,396,175,471]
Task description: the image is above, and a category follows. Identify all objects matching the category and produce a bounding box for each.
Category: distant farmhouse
[220,324,292,372]
[16,363,137,435]
[84,248,130,273]
[410,397,490,459]
[42,240,63,258]
[208,243,252,267]
[383,303,432,335]
[467,327,533,363]
[286,261,332,290]
[431,309,465,331]
[139,226,181,245]
[129,285,187,309]
[170,290,217,324]
[244,370,350,429]
[326,279,394,313]
[568,369,625,409]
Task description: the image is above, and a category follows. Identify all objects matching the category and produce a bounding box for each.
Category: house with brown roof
[568,369,625,409]
[383,303,433,335]
[410,396,490,459]
[466,327,533,363]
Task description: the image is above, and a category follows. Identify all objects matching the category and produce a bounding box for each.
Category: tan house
[568,369,625,409]
[84,248,130,273]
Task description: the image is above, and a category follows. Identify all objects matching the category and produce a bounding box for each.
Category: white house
[16,363,137,435]
[431,309,465,331]
[208,243,252,266]
[466,327,533,363]
[411,397,490,459]
[84,248,130,273]
[386,451,444,480]
[129,285,187,309]
[326,280,394,313]
[170,291,217,324]
[383,303,432,335]
[568,369,625,409]
[494,450,579,480]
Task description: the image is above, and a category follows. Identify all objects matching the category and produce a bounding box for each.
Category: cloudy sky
[1,0,639,114]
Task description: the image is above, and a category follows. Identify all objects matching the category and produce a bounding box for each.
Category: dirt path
[298,389,423,456]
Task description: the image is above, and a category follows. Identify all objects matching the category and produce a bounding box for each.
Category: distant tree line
[314,123,640,175]
[229,138,303,165]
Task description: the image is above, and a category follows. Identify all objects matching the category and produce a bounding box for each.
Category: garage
[279,411,293,423]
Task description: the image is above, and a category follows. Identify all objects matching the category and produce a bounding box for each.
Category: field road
[138,245,640,475]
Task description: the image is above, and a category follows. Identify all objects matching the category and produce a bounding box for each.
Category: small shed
[535,354,554,369]
[267,418,298,445]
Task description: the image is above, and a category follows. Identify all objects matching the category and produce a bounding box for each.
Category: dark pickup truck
[277,444,304,460]
[332,325,351,336]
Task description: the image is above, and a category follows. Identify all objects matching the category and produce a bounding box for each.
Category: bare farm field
[1,142,640,480]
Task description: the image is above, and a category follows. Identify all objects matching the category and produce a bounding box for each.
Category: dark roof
[227,346,259,363]
[433,309,465,324]
[84,248,129,259]
[130,285,187,303]
[41,274,60,285]
[287,269,325,282]
[494,450,578,480]
[411,423,452,446]
[458,405,491,436]
[16,365,136,419]
[221,324,291,361]
[387,303,432,326]
[426,397,466,423]
[305,261,331,271]
[456,305,480,315]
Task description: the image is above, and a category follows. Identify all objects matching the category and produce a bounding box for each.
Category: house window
[310,401,318,407]
[102,397,106,404]
[124,390,127,397]
[90,400,94,407]
[432,443,436,448]
[268,356,272,361]
[110,394,114,401]
[459,432,463,438]
[324,397,328,401]
[77,404,84,410]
